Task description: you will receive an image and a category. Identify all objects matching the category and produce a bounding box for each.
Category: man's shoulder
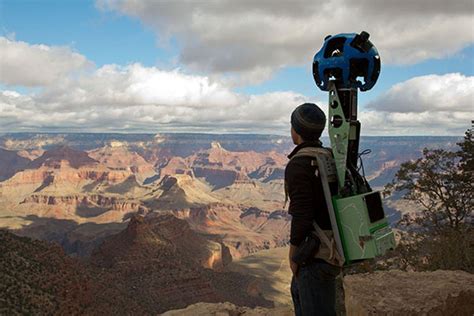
[286,155,313,168]
[285,155,316,181]
[286,143,330,173]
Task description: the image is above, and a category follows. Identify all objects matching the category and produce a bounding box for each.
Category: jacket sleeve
[285,159,317,247]
[290,217,314,246]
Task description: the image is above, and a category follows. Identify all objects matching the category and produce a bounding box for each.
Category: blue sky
[0,0,473,135]
[1,1,170,66]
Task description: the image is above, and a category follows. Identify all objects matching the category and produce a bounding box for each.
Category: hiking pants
[291,258,341,316]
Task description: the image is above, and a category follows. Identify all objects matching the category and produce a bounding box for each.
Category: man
[286,103,342,316]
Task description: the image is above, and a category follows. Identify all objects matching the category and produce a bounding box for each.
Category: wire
[358,149,372,178]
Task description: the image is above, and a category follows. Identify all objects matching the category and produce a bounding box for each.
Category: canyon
[0,133,464,314]
[0,133,459,258]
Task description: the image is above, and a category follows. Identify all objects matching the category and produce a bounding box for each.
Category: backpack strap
[285,146,345,266]
[284,147,336,207]
[292,147,338,182]
[313,220,345,267]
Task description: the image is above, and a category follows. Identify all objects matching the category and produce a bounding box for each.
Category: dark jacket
[285,141,333,246]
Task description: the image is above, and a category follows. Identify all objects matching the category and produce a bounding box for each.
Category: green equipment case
[321,82,396,265]
[332,192,396,262]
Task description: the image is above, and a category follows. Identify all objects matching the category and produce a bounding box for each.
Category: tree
[385,129,473,232]
[384,128,473,272]
[458,128,474,173]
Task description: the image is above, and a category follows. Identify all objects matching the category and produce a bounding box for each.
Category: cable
[357,149,371,177]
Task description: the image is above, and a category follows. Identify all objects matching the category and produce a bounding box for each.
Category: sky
[0,0,473,136]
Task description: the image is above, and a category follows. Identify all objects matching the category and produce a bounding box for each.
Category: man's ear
[291,128,304,145]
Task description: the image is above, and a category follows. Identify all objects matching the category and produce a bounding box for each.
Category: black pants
[291,258,341,316]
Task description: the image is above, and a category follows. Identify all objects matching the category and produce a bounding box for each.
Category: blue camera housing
[313,32,381,91]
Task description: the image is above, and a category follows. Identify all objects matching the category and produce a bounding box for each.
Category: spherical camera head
[313,31,381,92]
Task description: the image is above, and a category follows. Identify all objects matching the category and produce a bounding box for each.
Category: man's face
[290,127,301,145]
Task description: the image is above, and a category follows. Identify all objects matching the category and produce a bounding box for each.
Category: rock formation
[27,145,98,169]
[0,148,30,181]
[175,204,290,259]
[92,214,230,270]
[0,133,468,315]
[185,143,287,190]
[0,145,151,224]
[157,156,194,179]
[87,144,157,183]
[89,214,273,313]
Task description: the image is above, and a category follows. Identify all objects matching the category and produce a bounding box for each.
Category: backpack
[285,146,345,267]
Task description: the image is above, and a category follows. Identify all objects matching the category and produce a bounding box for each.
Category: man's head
[290,103,326,145]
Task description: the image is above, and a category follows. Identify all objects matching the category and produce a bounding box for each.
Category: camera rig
[312,31,395,265]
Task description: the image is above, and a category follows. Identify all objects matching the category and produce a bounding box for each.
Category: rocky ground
[161,302,293,316]
[345,270,474,315]
[160,269,474,316]
[223,246,474,316]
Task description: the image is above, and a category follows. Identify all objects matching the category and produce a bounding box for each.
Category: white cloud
[36,63,242,109]
[367,73,473,113]
[361,73,473,135]
[0,37,93,87]
[360,110,471,136]
[97,0,474,82]
[0,49,314,133]
[0,38,469,135]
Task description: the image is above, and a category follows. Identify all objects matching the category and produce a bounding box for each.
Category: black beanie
[291,103,326,140]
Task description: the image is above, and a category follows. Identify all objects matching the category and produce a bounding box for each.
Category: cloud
[35,63,242,109]
[359,110,471,136]
[97,0,474,82]
[361,73,473,135]
[0,38,468,135]
[0,37,93,87]
[0,58,313,133]
[367,73,473,113]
